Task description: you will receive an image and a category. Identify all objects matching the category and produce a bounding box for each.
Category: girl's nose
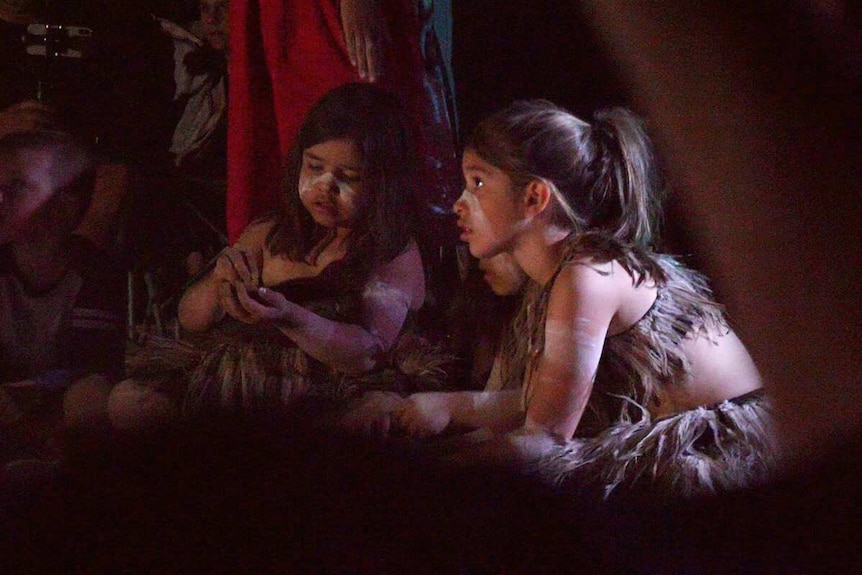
[453,190,467,216]
[315,173,339,194]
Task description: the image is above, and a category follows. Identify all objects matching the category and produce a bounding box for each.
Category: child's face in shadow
[479,253,528,296]
[298,138,364,231]
[199,0,229,51]
[0,149,57,244]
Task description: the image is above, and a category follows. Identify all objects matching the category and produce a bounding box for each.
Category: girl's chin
[309,212,337,227]
[467,243,488,259]
[310,217,355,234]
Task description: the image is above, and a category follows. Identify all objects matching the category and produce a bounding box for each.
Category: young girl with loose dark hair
[266,80,417,285]
[109,83,428,428]
[395,100,776,498]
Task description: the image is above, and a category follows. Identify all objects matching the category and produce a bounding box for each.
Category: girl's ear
[523,179,552,217]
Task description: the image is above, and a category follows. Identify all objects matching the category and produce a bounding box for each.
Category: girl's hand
[226,283,301,326]
[393,392,452,439]
[340,391,403,439]
[218,282,249,322]
[340,0,389,82]
[213,246,260,287]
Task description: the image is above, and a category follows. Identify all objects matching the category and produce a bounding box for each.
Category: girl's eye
[472,177,484,190]
[305,163,323,172]
[340,172,362,185]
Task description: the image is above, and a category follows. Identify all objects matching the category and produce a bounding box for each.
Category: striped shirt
[0,236,125,388]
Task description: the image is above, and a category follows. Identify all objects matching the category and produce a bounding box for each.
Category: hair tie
[585,116,611,181]
[592,114,619,154]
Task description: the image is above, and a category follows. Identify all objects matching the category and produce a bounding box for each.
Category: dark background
[453,1,631,136]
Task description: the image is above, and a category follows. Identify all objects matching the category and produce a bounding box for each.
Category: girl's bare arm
[521,264,617,439]
[233,241,425,373]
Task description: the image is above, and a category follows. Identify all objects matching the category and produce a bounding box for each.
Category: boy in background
[0,130,125,465]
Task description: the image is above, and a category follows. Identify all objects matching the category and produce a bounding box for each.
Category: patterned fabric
[156,17,227,169]
[0,236,126,385]
[0,236,125,463]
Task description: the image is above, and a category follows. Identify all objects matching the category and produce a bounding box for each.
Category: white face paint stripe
[299,172,358,201]
[457,186,491,235]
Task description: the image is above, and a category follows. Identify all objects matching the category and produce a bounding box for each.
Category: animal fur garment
[533,391,777,500]
[126,324,454,417]
[515,232,728,433]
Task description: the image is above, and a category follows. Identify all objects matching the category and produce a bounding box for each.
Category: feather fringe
[509,231,729,433]
[533,392,778,500]
[125,325,455,417]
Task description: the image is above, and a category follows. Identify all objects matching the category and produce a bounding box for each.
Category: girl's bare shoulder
[548,260,621,320]
[555,258,658,334]
[558,257,631,298]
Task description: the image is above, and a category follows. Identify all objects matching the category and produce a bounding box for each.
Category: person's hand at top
[340,0,389,82]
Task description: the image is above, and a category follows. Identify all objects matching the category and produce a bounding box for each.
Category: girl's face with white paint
[454,148,524,259]
[299,138,364,230]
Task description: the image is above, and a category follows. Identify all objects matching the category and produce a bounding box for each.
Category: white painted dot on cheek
[298,176,311,201]
[335,179,357,200]
[299,173,357,202]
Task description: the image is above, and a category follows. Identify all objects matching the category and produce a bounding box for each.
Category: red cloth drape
[227,0,459,244]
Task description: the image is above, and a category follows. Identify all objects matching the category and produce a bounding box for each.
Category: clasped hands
[213,246,298,326]
[345,391,454,440]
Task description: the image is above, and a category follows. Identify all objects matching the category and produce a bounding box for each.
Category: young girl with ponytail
[394,101,776,498]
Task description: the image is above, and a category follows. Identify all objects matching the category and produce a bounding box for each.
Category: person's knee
[107,379,179,432]
[63,374,113,430]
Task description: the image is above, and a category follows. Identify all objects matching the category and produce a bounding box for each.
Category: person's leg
[107,378,180,432]
[63,374,113,431]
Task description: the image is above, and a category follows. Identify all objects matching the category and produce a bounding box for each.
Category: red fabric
[227,0,458,244]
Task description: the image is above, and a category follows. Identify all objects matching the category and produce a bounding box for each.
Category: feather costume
[517,233,777,498]
[127,262,451,418]
[534,391,775,499]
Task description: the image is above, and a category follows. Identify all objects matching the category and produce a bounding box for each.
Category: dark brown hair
[466,100,664,248]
